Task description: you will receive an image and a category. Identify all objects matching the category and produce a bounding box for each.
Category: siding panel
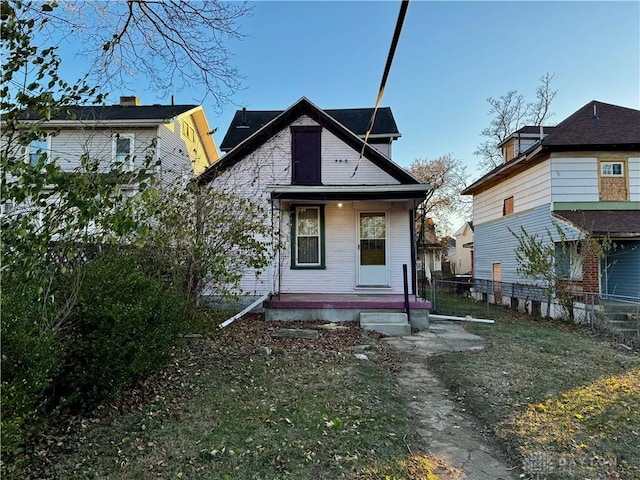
[474,204,580,284]
[473,160,551,225]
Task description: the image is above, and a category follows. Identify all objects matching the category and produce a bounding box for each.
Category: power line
[351,0,409,178]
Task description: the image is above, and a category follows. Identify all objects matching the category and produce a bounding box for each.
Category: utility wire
[351,0,409,178]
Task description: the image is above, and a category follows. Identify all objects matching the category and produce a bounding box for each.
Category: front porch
[263,293,431,327]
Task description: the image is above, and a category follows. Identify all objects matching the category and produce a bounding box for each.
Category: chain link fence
[419,277,639,348]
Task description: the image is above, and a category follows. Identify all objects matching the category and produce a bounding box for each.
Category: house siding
[550,153,640,203]
[157,121,198,183]
[473,159,551,225]
[474,204,579,284]
[602,240,640,298]
[209,114,415,297]
[233,200,414,296]
[50,128,159,172]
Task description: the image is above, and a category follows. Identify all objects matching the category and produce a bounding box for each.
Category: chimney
[119,96,140,106]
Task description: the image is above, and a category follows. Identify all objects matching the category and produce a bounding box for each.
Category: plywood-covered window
[503,196,514,216]
[598,158,628,201]
[291,126,321,185]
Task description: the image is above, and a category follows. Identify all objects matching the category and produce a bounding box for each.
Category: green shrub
[62,251,188,407]
[0,283,67,464]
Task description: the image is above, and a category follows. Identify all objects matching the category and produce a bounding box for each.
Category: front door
[358,212,387,286]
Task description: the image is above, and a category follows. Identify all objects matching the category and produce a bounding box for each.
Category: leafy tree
[1,1,160,460]
[475,72,558,172]
[511,223,611,322]
[137,182,274,314]
[407,153,469,235]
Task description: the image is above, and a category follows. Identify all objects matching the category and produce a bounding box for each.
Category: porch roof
[552,210,640,238]
[265,184,431,201]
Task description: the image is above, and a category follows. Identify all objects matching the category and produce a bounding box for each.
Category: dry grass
[429,294,640,480]
[14,315,439,480]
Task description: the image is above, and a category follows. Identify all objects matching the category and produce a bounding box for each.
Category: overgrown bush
[0,283,68,463]
[60,251,188,408]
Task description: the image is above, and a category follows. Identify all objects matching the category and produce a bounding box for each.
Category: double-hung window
[291,205,325,268]
[113,133,135,170]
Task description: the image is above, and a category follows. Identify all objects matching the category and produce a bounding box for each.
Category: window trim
[112,133,135,170]
[600,161,624,177]
[290,204,325,269]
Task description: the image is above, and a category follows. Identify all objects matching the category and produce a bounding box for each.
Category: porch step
[360,312,410,337]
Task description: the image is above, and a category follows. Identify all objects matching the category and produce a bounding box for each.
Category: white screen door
[358,212,387,286]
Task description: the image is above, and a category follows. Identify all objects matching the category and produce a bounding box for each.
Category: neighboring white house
[7,96,219,181]
[462,100,640,305]
[450,221,474,276]
[198,97,430,299]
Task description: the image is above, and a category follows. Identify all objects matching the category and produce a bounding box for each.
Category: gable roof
[219,105,400,152]
[463,100,640,195]
[198,97,418,185]
[17,104,199,123]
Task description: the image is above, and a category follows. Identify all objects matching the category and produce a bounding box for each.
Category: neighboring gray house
[198,97,431,301]
[462,100,640,300]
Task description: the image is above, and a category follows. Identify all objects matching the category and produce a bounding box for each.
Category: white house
[8,96,218,181]
[198,97,431,304]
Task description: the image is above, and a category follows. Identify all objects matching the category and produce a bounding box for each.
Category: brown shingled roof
[542,100,640,147]
[552,210,640,238]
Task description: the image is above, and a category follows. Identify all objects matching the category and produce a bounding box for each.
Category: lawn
[10,299,639,480]
[428,293,640,480]
[14,316,436,480]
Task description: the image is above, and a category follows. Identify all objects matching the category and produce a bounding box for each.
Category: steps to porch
[263,293,430,337]
[360,312,411,336]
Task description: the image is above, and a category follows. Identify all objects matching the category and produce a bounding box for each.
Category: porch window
[291,205,325,268]
[555,242,582,281]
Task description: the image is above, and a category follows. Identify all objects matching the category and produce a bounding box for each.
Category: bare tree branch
[31,0,252,108]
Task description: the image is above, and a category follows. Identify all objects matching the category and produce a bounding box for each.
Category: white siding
[550,155,600,202]
[628,156,640,201]
[50,128,159,172]
[295,115,401,185]
[473,159,552,225]
[550,153,640,202]
[210,117,415,296]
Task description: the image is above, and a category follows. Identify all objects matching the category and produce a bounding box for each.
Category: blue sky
[67,1,640,186]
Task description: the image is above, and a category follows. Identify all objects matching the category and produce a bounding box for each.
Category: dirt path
[383,323,518,480]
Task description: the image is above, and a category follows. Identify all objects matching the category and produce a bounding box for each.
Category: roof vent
[120,96,140,107]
